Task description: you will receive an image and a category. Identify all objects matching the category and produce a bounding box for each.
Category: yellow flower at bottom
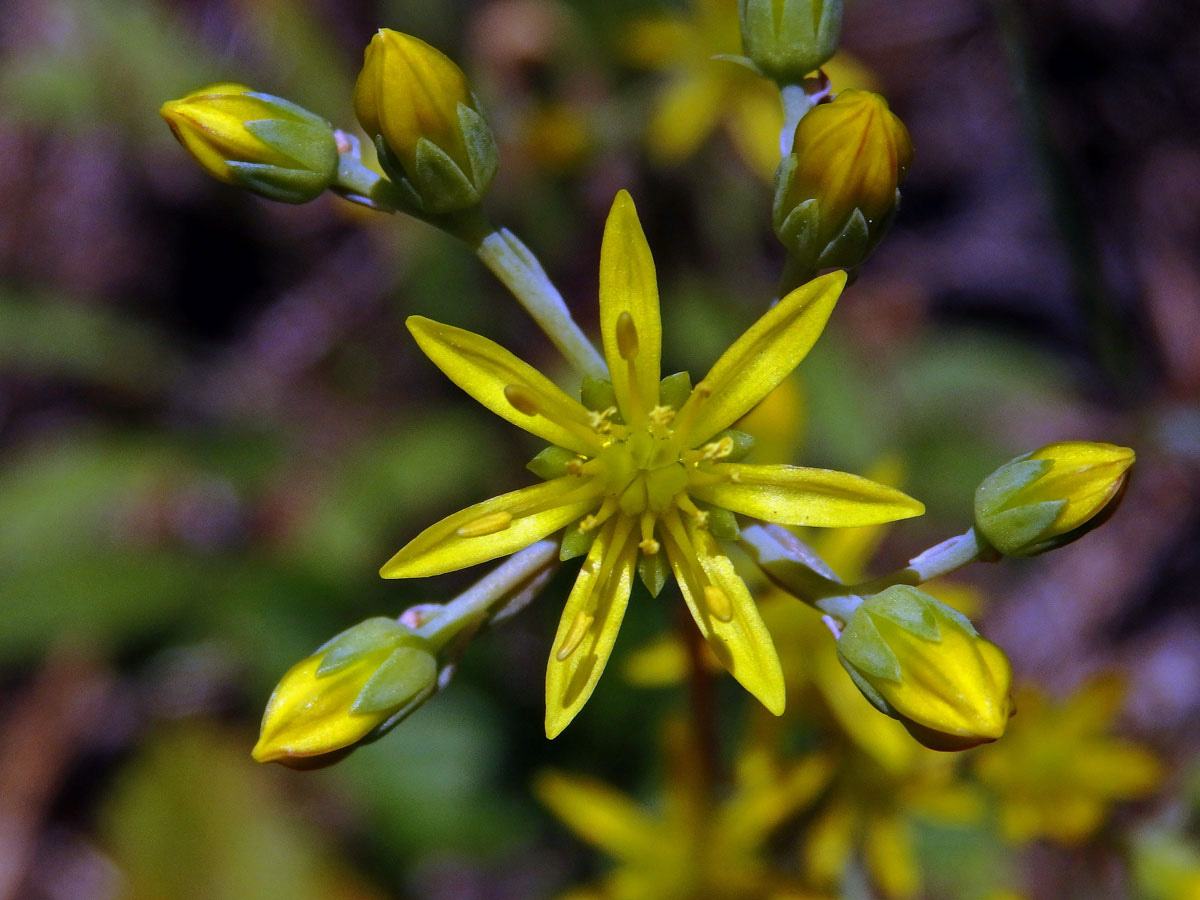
[381,190,923,737]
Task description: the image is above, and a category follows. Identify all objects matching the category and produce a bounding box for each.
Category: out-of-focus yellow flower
[623,0,872,181]
[738,0,841,84]
[973,677,1163,844]
[836,585,1013,751]
[537,717,835,900]
[160,83,339,203]
[774,89,911,273]
[974,441,1134,557]
[253,618,438,768]
[353,29,498,213]
[517,102,593,175]
[381,190,923,737]
[1132,828,1200,900]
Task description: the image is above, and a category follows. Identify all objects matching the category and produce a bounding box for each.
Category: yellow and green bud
[252,617,438,768]
[773,89,912,272]
[738,0,842,84]
[353,29,498,214]
[159,83,339,204]
[836,585,1014,751]
[974,441,1134,557]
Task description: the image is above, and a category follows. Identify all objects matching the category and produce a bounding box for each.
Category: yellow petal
[692,463,924,526]
[662,512,785,715]
[381,477,602,578]
[534,770,659,860]
[545,518,638,737]
[598,191,662,422]
[726,79,785,182]
[408,316,597,454]
[679,270,846,447]
[803,799,856,888]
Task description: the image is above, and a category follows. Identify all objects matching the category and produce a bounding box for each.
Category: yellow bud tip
[455,510,514,538]
[702,585,733,623]
[504,383,541,416]
[556,611,593,661]
[616,310,639,360]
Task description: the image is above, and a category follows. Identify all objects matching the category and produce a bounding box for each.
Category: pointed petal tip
[544,709,571,739]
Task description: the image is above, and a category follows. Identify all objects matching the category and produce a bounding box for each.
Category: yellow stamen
[703,585,733,623]
[616,311,639,360]
[455,510,514,538]
[578,496,619,533]
[555,611,594,661]
[638,512,660,555]
[649,405,675,428]
[677,494,709,529]
[588,406,618,434]
[700,435,734,461]
[503,384,541,417]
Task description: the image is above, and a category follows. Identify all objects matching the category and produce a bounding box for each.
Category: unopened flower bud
[738,0,842,84]
[773,89,912,272]
[353,29,498,214]
[975,442,1134,558]
[252,617,438,767]
[160,83,339,204]
[836,585,1014,751]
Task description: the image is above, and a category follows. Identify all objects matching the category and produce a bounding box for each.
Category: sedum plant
[160,5,1150,895]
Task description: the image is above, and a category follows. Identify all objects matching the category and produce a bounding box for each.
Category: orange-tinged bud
[353,29,498,213]
[836,585,1014,751]
[252,617,437,768]
[773,89,912,272]
[160,83,338,204]
[974,441,1134,557]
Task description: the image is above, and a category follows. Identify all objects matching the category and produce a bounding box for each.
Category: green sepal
[975,458,1051,512]
[413,136,480,213]
[817,207,870,269]
[581,376,618,413]
[838,654,895,717]
[658,371,693,410]
[637,550,670,597]
[527,445,577,480]
[706,506,740,542]
[836,606,902,682]
[241,91,331,130]
[352,646,438,714]
[863,585,942,642]
[227,161,329,204]
[560,521,598,561]
[458,100,498,192]
[710,54,763,76]
[373,135,425,211]
[315,617,411,675]
[980,499,1066,557]
[244,118,338,176]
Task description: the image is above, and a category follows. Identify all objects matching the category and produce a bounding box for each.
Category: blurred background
[1,0,1199,898]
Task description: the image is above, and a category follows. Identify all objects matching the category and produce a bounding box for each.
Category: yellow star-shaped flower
[381,190,923,737]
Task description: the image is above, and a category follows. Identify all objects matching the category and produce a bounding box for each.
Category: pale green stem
[474,229,608,380]
[741,523,994,626]
[416,540,560,650]
[778,84,815,158]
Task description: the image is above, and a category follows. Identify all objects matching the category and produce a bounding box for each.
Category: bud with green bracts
[773,89,912,273]
[738,0,842,84]
[836,585,1014,751]
[353,29,499,214]
[252,617,439,768]
[160,84,339,204]
[975,441,1134,558]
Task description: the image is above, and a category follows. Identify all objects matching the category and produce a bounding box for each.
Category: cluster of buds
[252,617,440,768]
[159,84,339,204]
[773,89,912,276]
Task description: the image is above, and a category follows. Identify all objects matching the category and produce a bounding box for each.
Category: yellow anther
[588,406,618,434]
[556,611,594,661]
[616,311,639,360]
[566,456,586,476]
[503,384,541,417]
[700,436,734,461]
[649,405,676,427]
[703,585,733,623]
[639,538,661,555]
[455,510,514,538]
